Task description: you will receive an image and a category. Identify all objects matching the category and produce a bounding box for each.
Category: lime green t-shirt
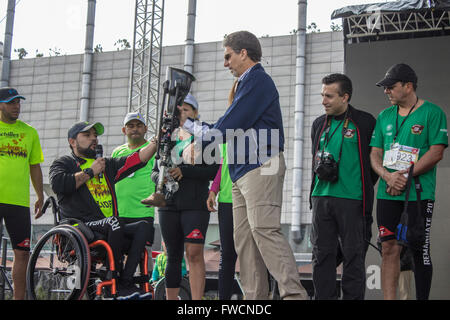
[80,158,113,217]
[218,143,232,203]
[111,142,155,218]
[370,101,448,201]
[312,117,362,200]
[0,120,44,207]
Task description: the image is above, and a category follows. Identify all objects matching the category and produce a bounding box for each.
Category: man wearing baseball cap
[112,112,156,274]
[370,63,448,300]
[67,121,104,155]
[49,118,157,299]
[0,87,44,299]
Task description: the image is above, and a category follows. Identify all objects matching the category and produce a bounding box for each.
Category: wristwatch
[83,168,94,179]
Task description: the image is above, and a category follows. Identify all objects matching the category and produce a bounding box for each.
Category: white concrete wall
[4,32,344,227]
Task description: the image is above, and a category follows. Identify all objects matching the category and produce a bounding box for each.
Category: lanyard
[323,118,344,148]
[321,109,349,163]
[323,108,349,147]
[393,97,418,143]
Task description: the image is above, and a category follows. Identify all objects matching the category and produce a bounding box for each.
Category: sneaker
[138,291,153,300]
[116,283,140,300]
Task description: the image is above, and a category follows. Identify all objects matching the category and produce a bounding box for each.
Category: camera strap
[321,109,349,164]
[336,118,350,164]
[323,118,343,149]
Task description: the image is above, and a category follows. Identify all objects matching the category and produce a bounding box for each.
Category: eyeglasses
[224,52,233,61]
[224,49,244,61]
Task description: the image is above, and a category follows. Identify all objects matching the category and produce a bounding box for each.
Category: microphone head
[95,144,103,158]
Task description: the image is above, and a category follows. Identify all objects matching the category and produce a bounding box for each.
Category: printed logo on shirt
[96,200,113,209]
[344,128,355,139]
[0,144,28,158]
[186,229,204,240]
[0,131,19,138]
[0,131,28,158]
[86,180,111,198]
[411,124,424,135]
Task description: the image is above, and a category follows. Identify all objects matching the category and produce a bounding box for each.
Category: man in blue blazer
[181,31,307,300]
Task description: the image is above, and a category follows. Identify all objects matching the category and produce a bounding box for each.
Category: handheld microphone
[95,144,103,178]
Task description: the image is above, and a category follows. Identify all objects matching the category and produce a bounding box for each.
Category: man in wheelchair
[48,121,157,300]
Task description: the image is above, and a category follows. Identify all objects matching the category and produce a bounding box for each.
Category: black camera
[314,151,339,183]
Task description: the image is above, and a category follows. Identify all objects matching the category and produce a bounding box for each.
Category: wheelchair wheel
[26,227,89,300]
[53,225,91,299]
[154,276,191,300]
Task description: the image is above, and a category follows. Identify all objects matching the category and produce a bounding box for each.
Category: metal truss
[343,9,450,43]
[128,0,165,135]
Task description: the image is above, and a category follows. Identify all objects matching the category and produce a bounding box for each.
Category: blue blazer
[193,63,285,183]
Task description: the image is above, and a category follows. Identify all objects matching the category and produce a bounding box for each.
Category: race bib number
[383,143,419,171]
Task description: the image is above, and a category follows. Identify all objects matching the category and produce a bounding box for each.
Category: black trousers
[119,216,155,247]
[85,216,124,276]
[311,196,366,300]
[158,208,210,288]
[217,202,237,300]
[85,217,150,284]
[121,221,151,283]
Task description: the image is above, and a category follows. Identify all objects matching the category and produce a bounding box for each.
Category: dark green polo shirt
[312,117,362,200]
[370,101,448,201]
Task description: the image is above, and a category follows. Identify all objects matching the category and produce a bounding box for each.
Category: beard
[76,143,96,158]
[2,110,19,122]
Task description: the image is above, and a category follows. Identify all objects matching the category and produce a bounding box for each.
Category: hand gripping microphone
[95,144,103,178]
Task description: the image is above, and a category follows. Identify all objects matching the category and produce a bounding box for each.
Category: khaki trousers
[232,152,307,300]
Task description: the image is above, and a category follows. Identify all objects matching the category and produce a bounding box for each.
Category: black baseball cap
[376,63,418,87]
[68,121,104,139]
[0,87,26,103]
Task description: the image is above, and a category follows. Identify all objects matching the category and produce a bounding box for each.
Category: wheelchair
[26,196,153,300]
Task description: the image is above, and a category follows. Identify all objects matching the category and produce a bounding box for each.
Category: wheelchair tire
[154,276,191,300]
[26,227,89,300]
[53,225,91,299]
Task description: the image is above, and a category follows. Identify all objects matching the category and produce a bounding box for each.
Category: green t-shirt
[370,101,448,201]
[80,158,113,217]
[312,117,362,200]
[111,142,155,218]
[0,120,44,207]
[219,143,232,203]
